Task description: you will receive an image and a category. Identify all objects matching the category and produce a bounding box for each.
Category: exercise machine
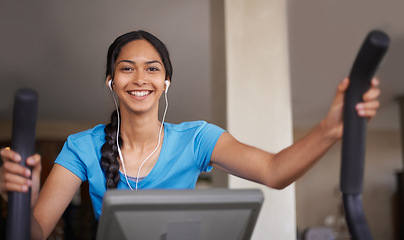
[340,30,389,240]
[6,88,38,240]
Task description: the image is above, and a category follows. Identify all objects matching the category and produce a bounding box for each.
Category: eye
[148,67,160,72]
[121,67,133,71]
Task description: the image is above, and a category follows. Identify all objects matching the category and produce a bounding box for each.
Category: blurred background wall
[1,0,403,239]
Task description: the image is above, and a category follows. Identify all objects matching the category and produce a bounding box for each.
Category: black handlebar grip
[6,88,38,240]
[340,30,389,195]
[343,194,373,240]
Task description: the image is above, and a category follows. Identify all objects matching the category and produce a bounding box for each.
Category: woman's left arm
[210,77,380,189]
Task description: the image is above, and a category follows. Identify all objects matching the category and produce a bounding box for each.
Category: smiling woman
[101,31,174,191]
[0,30,381,240]
[111,40,167,115]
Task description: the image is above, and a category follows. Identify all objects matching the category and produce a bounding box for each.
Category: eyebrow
[117,60,163,66]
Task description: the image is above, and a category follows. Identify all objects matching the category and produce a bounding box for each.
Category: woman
[0,30,381,239]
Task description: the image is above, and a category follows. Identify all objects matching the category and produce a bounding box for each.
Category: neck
[119,108,163,151]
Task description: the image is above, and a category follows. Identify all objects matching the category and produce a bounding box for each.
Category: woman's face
[110,39,167,116]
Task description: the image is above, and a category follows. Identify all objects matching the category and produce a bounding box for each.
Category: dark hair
[101,30,173,189]
[105,30,173,81]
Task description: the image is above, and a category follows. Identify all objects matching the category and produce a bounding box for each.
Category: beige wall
[224,1,296,239]
[295,128,403,239]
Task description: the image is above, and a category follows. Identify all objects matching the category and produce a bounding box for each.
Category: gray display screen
[96,188,264,240]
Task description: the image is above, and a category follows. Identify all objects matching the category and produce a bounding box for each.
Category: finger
[363,86,381,102]
[338,77,350,93]
[370,77,380,87]
[2,161,31,178]
[3,172,32,189]
[26,154,41,168]
[28,154,41,181]
[0,148,21,163]
[333,77,350,104]
[356,100,380,118]
[357,109,377,118]
[4,181,30,193]
[356,100,380,112]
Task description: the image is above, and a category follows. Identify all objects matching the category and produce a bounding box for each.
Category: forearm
[31,213,44,240]
[267,120,340,189]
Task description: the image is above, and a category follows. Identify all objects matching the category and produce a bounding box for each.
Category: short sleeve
[193,122,226,172]
[54,136,88,182]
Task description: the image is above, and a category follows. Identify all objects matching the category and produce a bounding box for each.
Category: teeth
[128,91,151,97]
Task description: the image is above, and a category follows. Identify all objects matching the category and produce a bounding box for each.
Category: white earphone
[108,79,113,91]
[164,80,170,93]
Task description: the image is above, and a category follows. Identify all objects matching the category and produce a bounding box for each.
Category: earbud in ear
[108,80,113,91]
[164,80,170,93]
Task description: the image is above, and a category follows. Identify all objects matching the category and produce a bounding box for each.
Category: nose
[132,71,147,86]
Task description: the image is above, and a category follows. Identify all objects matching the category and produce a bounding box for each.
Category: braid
[100,111,122,189]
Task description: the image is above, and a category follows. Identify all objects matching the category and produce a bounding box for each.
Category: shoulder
[164,121,226,143]
[66,124,106,143]
[164,121,208,132]
[55,124,106,182]
[164,121,224,134]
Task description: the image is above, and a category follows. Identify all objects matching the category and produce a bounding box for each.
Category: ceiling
[1,0,403,137]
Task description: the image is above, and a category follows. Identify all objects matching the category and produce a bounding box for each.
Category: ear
[164,80,171,93]
[106,76,113,91]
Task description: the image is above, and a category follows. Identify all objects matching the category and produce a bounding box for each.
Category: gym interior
[0,1,403,239]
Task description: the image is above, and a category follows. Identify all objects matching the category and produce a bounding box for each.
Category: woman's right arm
[33,164,82,239]
[0,148,82,240]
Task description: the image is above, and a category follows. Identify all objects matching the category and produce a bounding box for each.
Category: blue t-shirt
[54,121,225,219]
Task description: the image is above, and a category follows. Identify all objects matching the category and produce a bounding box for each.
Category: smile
[128,90,152,97]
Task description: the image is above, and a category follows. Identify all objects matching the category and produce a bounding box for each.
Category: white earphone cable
[135,90,168,190]
[110,92,133,189]
[110,84,169,190]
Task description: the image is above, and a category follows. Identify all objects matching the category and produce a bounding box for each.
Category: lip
[127,90,153,100]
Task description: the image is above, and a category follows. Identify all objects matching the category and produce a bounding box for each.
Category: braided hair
[100,111,121,188]
[100,30,173,189]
